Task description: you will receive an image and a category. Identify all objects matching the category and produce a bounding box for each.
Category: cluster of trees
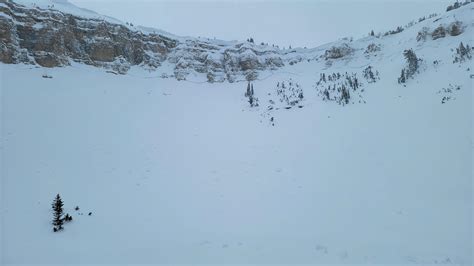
[383,26,404,36]
[317,72,361,88]
[417,13,438,23]
[363,66,380,83]
[446,0,473,12]
[398,49,420,84]
[369,13,438,39]
[315,72,365,106]
[275,79,304,107]
[453,42,472,63]
[245,82,259,107]
[320,84,351,105]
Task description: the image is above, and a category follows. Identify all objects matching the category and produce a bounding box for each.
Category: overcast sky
[69,0,451,48]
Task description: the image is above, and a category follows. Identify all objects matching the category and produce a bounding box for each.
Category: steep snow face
[12,0,123,23]
[1,1,473,265]
[1,44,472,264]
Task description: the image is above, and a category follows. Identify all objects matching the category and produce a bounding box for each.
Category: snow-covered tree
[245,82,259,107]
[454,42,472,63]
[398,49,420,84]
[52,194,64,232]
[404,49,419,78]
[398,69,406,84]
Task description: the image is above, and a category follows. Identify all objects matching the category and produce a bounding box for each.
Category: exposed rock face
[0,0,295,81]
[324,44,354,60]
[0,0,177,73]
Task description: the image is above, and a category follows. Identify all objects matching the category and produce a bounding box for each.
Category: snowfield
[1,1,473,266]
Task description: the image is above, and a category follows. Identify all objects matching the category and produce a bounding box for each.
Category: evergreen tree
[454,42,472,62]
[398,69,406,84]
[459,42,466,53]
[245,82,251,97]
[52,194,64,231]
[245,82,258,107]
[340,86,350,105]
[403,49,419,78]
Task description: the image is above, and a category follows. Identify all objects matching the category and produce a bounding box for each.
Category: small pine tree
[454,42,472,63]
[370,30,375,36]
[340,86,350,105]
[245,82,258,107]
[245,82,250,97]
[398,69,406,84]
[52,194,64,231]
[403,49,419,78]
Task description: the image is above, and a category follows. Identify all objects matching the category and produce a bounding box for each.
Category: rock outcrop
[0,0,302,81]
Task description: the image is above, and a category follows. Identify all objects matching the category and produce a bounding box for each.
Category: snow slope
[12,0,125,27]
[1,1,473,266]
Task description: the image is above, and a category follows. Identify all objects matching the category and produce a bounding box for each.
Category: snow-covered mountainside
[1,0,473,265]
[0,0,311,81]
[2,0,470,83]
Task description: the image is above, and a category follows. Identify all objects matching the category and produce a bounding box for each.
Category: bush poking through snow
[64,213,73,222]
[438,84,461,103]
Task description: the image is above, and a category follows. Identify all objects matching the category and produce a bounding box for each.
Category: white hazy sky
[69,0,451,48]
